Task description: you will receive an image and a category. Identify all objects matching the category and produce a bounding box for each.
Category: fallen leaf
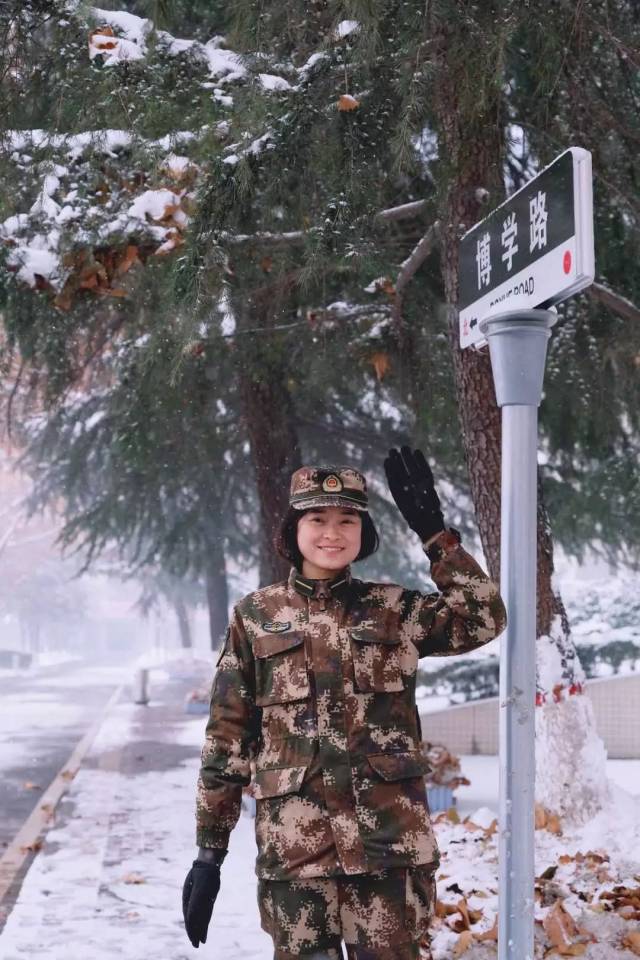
[19,840,43,854]
[535,804,548,829]
[453,930,473,957]
[476,916,498,941]
[60,770,75,781]
[122,872,145,885]
[456,898,471,930]
[40,804,54,816]
[23,782,41,791]
[546,813,562,835]
[623,931,640,956]
[543,901,577,951]
[338,94,360,111]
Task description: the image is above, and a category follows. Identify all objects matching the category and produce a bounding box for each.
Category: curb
[0,683,123,903]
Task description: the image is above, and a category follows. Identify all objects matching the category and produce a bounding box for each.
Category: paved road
[0,659,129,853]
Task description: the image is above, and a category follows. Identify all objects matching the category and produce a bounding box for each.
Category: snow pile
[430,786,640,959]
[333,20,361,40]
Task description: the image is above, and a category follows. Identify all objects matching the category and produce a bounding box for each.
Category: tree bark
[430,10,607,822]
[235,277,302,588]
[172,594,192,649]
[204,534,229,652]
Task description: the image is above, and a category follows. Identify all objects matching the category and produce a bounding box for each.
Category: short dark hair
[274,506,379,570]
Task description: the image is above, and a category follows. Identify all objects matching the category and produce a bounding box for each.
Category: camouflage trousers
[257,866,436,960]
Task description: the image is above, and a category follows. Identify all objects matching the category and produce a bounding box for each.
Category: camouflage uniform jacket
[196,530,506,881]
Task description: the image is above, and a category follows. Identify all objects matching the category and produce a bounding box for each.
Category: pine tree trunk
[172,594,192,649]
[204,537,229,652]
[430,11,607,823]
[235,281,302,588]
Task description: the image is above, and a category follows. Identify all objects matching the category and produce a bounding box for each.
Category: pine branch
[216,201,431,249]
[588,282,640,325]
[220,304,391,338]
[219,230,307,246]
[376,200,429,222]
[393,221,440,326]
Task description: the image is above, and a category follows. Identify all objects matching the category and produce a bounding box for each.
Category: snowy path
[1,676,639,959]
[0,679,270,960]
[0,660,128,850]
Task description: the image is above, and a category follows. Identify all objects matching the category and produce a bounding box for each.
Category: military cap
[289,465,368,511]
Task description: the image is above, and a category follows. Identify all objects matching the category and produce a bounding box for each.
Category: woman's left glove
[182,853,226,948]
[384,446,445,543]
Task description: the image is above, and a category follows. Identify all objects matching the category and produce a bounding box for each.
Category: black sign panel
[459,151,575,311]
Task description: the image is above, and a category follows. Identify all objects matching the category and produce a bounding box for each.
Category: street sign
[459,147,594,349]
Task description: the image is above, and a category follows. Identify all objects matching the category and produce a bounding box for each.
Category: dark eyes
[310,517,356,523]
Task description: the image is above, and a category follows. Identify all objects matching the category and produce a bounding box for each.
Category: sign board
[458,147,594,349]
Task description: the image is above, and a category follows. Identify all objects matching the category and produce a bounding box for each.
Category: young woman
[183,448,506,960]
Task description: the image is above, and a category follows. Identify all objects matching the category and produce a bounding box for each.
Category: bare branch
[216,200,431,249]
[375,199,428,223]
[218,230,306,247]
[221,303,391,338]
[393,221,440,326]
[588,281,640,325]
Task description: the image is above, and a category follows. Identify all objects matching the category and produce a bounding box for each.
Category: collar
[288,566,352,600]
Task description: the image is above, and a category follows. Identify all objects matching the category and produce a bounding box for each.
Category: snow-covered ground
[1,680,639,960]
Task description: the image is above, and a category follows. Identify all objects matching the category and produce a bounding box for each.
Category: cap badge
[322,474,343,493]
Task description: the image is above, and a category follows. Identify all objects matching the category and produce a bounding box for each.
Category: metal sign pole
[479,308,557,960]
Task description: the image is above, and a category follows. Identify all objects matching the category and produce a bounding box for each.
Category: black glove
[182,855,226,948]
[384,446,445,543]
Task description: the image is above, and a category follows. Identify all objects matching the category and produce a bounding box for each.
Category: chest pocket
[349,626,404,693]
[253,632,310,706]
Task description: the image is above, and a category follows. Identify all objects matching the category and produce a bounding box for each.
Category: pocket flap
[349,627,400,646]
[367,751,428,781]
[253,632,303,659]
[253,764,308,799]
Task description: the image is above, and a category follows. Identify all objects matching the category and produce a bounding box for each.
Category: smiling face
[296,506,363,579]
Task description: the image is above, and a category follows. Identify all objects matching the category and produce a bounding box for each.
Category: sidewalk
[0,673,271,960]
[2,673,640,960]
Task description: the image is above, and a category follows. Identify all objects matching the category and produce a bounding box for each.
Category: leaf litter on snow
[428,784,640,959]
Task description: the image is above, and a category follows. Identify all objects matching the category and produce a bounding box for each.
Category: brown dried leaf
[116,245,140,275]
[546,813,562,835]
[23,781,41,791]
[337,94,360,111]
[453,930,473,957]
[476,916,498,941]
[369,352,390,381]
[543,901,577,950]
[122,872,145,885]
[456,898,471,930]
[19,840,43,854]
[60,770,75,781]
[623,931,640,955]
[535,804,548,829]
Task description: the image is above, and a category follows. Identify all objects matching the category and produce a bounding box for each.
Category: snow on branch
[588,281,640,325]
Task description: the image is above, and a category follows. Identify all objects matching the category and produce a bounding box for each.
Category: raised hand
[383,446,445,543]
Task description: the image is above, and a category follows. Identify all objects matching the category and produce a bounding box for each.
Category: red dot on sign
[563,250,572,274]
